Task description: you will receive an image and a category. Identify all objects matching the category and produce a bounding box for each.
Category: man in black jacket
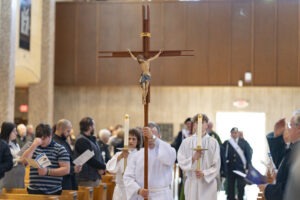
[222,127,253,200]
[259,111,300,200]
[53,119,82,190]
[171,117,192,153]
[75,117,106,187]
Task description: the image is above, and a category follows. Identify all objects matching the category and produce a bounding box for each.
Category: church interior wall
[55,1,300,87]
[54,86,300,140]
[53,1,300,140]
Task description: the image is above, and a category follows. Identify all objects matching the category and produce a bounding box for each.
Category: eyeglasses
[287,122,299,129]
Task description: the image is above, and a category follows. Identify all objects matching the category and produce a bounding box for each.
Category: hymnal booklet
[26,153,52,168]
[73,149,95,166]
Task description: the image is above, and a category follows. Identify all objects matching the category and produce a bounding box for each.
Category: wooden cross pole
[98,5,193,197]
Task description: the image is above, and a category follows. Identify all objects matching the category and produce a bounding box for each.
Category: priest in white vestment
[106,128,142,200]
[123,122,176,200]
[177,114,221,200]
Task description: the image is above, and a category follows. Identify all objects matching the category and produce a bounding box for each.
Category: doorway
[216,112,267,200]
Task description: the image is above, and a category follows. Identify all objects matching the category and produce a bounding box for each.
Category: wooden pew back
[0,193,59,200]
[78,186,94,200]
[101,174,115,200]
[2,188,78,200]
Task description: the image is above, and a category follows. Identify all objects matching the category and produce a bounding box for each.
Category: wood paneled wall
[54,86,300,138]
[55,0,300,86]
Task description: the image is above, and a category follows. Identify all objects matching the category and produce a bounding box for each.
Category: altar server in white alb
[177,113,221,200]
[123,122,176,200]
[106,128,142,200]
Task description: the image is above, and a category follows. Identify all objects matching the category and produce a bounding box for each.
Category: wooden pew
[2,188,27,194]
[2,188,78,200]
[93,183,107,200]
[0,193,59,200]
[61,190,78,200]
[101,174,115,200]
[78,186,94,200]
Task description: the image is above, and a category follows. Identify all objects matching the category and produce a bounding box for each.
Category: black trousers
[226,172,246,200]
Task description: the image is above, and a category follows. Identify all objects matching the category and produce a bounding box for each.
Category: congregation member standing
[177,113,220,200]
[97,129,111,163]
[266,118,290,169]
[171,117,192,199]
[0,122,25,189]
[75,117,106,187]
[22,123,70,195]
[259,111,300,200]
[53,119,82,190]
[222,127,252,200]
[171,117,192,152]
[0,132,13,192]
[26,124,35,142]
[16,124,27,148]
[207,121,222,145]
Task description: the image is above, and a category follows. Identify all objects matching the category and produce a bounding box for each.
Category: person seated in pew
[106,128,142,200]
[22,123,70,195]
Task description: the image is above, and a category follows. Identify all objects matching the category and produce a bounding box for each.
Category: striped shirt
[28,141,70,194]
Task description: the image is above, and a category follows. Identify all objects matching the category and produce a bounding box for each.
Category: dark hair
[79,117,94,132]
[192,113,209,124]
[230,127,238,133]
[0,122,16,143]
[52,124,56,135]
[35,123,52,138]
[129,128,142,150]
[184,117,192,124]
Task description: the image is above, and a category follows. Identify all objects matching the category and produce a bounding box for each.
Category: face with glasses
[287,121,298,129]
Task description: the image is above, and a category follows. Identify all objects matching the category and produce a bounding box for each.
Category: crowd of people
[0,111,299,200]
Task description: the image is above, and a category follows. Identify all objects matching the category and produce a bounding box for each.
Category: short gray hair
[148,122,160,134]
[98,129,111,140]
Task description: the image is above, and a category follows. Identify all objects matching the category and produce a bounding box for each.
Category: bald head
[55,119,72,138]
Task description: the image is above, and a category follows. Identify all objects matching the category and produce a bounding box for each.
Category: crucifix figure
[128,48,162,104]
[99,5,193,196]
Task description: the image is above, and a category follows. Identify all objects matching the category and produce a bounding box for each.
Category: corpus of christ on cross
[98,4,193,196]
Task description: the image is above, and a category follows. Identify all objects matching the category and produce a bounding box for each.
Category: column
[28,0,55,126]
[0,0,17,123]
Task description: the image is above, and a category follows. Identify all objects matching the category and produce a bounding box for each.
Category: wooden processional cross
[98,5,193,197]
